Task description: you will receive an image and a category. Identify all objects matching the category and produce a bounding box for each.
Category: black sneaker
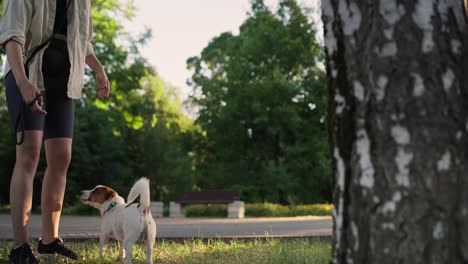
[8,243,39,264]
[37,238,79,260]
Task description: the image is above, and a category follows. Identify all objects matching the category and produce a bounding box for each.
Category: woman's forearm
[85,54,103,74]
[86,53,110,98]
[5,40,28,86]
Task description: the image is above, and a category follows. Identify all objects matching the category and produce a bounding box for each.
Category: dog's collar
[103,201,118,215]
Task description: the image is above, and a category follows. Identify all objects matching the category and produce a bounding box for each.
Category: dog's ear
[104,188,117,200]
[88,186,118,204]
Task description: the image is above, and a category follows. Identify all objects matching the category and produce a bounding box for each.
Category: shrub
[184,204,228,217]
[0,204,9,214]
[60,202,333,217]
[62,203,100,216]
[245,203,289,217]
[290,204,333,216]
[245,203,333,217]
[163,203,170,217]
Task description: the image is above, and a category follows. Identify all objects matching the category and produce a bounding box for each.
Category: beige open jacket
[0,0,94,99]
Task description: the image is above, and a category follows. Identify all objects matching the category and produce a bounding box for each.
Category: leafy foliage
[188,0,330,204]
[185,204,228,218]
[183,203,332,218]
[0,0,197,207]
[0,0,330,208]
[245,203,332,217]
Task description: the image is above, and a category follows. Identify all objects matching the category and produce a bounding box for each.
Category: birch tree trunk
[322,0,468,263]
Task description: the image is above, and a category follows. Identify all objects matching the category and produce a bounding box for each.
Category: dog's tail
[127,177,151,210]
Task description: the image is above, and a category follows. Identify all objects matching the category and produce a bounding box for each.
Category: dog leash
[15,45,50,145]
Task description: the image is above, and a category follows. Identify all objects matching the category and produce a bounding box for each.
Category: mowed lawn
[0,238,331,264]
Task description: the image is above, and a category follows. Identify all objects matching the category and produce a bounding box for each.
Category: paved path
[0,214,332,239]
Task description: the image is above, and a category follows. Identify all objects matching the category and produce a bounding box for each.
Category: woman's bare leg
[41,138,72,244]
[10,131,43,247]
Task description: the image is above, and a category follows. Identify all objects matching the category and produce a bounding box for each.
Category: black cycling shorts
[5,38,74,140]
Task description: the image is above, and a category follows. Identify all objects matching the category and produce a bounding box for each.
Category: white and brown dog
[81,178,156,264]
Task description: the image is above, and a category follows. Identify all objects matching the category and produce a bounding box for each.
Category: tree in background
[0,0,197,207]
[323,0,468,262]
[188,0,330,204]
[64,0,198,205]
[0,0,331,208]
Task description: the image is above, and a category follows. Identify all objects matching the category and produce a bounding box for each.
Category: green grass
[0,238,331,264]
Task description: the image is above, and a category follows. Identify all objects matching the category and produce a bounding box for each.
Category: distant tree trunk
[322,0,468,263]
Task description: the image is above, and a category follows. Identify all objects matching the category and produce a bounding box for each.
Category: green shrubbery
[61,203,100,216]
[245,203,290,217]
[246,203,332,217]
[289,204,332,217]
[59,202,332,218]
[184,204,228,218]
[0,204,9,214]
[183,203,333,218]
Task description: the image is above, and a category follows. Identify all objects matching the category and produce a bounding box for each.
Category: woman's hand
[95,68,110,99]
[86,54,110,99]
[5,40,47,115]
[17,78,47,115]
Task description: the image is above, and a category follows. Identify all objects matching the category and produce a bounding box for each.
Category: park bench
[179,190,240,205]
[170,190,244,218]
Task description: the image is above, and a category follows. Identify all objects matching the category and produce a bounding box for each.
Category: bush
[59,202,333,217]
[184,204,227,217]
[245,203,333,217]
[245,203,289,217]
[62,203,100,216]
[0,204,10,214]
[184,203,333,218]
[163,203,170,217]
[290,204,333,216]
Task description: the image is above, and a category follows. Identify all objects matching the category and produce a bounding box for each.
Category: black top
[53,0,68,35]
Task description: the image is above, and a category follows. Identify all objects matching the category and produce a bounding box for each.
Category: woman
[0,0,109,263]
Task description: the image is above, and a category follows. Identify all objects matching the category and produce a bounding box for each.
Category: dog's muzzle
[80,190,91,201]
